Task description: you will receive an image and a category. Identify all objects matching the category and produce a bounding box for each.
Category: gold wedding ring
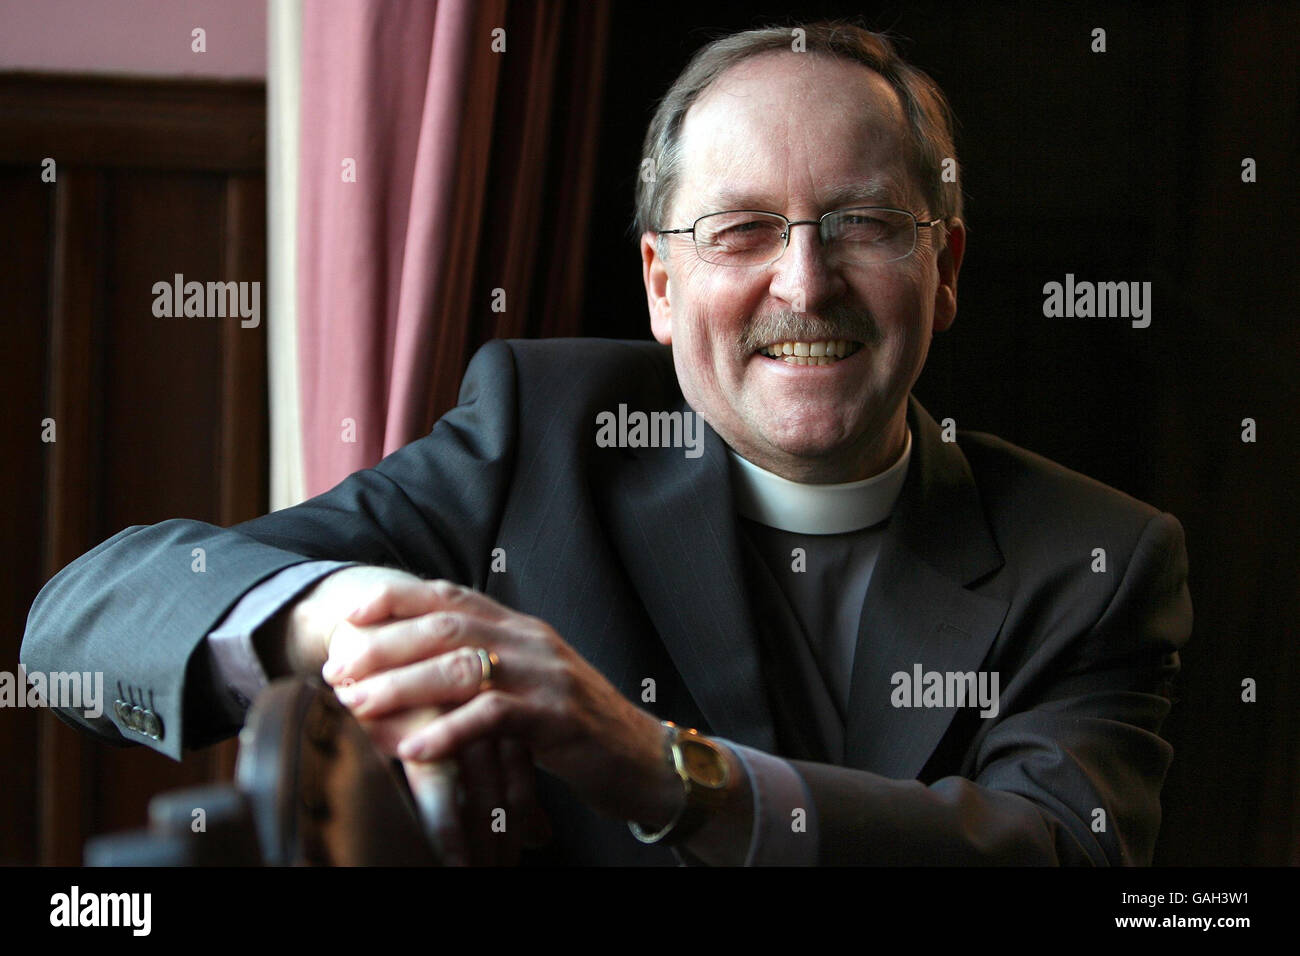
[474,647,500,691]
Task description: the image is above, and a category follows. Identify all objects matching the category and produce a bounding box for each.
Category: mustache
[737,305,883,354]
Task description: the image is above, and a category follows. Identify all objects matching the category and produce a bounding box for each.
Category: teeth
[758,339,862,364]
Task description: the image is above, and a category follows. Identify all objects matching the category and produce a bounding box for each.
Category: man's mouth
[755,339,863,366]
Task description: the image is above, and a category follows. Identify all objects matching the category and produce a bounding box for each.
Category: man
[22,22,1190,866]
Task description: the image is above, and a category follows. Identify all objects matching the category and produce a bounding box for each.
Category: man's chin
[749,423,861,469]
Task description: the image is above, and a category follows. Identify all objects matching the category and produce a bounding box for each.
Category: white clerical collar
[726,428,911,534]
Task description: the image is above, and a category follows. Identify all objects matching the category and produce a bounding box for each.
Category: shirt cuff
[205,560,355,723]
[674,739,819,866]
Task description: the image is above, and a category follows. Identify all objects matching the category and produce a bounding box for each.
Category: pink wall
[0,0,266,78]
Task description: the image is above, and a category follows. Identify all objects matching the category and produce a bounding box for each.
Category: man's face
[641,52,964,482]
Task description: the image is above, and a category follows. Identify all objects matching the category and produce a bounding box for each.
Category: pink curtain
[297,0,608,497]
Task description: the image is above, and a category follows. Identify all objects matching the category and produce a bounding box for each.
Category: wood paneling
[0,73,264,172]
[0,73,267,864]
[38,168,107,865]
[0,168,51,865]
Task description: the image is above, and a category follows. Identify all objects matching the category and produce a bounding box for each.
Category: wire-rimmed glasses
[657,206,942,267]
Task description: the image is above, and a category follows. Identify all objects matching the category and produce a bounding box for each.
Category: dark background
[2,0,1295,865]
[582,0,1299,865]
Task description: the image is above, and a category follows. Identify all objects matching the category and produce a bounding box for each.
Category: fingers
[325,613,455,680]
[356,708,432,755]
[325,604,528,687]
[346,578,511,628]
[331,644,501,718]
[343,577,446,627]
[320,581,564,862]
[397,690,525,762]
[324,609,501,686]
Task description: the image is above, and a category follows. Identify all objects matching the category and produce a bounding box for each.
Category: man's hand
[321,579,689,828]
[277,566,426,674]
[263,566,550,865]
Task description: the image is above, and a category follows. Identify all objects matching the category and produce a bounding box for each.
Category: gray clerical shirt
[727,429,911,765]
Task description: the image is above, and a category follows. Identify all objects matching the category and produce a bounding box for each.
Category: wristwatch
[628,721,733,846]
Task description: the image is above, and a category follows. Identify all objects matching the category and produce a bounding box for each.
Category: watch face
[681,739,728,788]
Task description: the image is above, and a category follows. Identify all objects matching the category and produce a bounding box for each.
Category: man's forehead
[702,178,913,212]
[686,51,908,140]
[698,49,904,114]
[673,53,917,215]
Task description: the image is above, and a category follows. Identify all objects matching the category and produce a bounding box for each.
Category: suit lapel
[597,390,1008,771]
[598,397,777,752]
[843,396,1010,778]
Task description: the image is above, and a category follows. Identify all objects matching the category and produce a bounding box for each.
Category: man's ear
[932,218,965,334]
[641,231,673,345]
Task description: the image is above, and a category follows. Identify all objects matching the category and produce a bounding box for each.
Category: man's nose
[770,221,842,311]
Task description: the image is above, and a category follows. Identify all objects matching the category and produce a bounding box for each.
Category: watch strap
[628,721,727,846]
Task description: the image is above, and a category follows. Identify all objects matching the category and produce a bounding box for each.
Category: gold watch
[628,721,732,846]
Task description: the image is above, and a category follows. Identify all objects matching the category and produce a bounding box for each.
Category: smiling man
[23,22,1191,866]
[642,47,961,487]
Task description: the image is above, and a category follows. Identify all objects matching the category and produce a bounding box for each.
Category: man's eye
[712,221,778,245]
[723,220,773,235]
[834,215,895,241]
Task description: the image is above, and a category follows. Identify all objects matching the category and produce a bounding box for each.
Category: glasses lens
[823,208,917,263]
[693,211,787,266]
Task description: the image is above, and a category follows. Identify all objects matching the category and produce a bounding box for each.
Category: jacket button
[128,705,145,732]
[143,711,163,740]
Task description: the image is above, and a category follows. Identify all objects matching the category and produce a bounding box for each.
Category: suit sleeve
[20,340,520,760]
[789,511,1191,865]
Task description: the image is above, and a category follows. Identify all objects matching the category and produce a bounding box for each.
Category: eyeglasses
[657,206,943,268]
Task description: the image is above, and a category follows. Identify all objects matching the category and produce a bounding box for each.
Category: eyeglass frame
[655,206,945,267]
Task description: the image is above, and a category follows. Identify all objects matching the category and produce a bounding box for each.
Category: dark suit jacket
[22,337,1192,865]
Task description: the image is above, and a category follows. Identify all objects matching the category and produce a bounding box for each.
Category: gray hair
[634,21,963,242]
